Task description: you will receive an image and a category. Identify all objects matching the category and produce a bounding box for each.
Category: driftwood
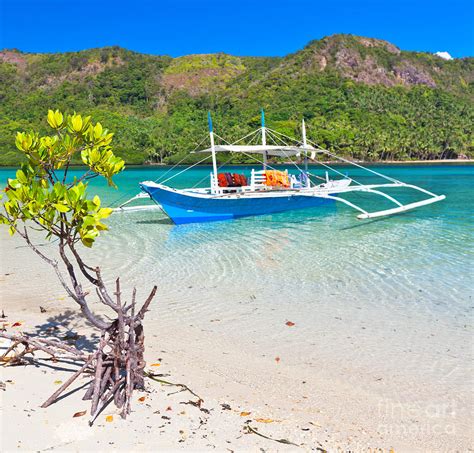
[0,226,157,420]
[0,331,89,364]
[1,278,156,420]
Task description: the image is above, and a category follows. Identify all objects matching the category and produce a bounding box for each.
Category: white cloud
[435,51,453,60]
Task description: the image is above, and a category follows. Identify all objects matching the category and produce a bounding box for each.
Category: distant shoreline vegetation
[0,34,472,166]
[0,159,473,170]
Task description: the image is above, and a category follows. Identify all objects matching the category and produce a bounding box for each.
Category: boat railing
[250,169,267,191]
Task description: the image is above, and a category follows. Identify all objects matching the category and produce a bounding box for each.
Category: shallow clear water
[2,164,473,404]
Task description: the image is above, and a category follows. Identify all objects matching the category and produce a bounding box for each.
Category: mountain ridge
[2,34,472,95]
[0,34,472,164]
[2,33,472,60]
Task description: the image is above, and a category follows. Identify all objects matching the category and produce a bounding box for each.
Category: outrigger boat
[118,111,445,224]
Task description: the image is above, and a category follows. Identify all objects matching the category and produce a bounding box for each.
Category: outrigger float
[117,111,445,224]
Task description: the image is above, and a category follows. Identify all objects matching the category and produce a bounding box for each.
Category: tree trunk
[9,228,157,421]
[73,279,156,420]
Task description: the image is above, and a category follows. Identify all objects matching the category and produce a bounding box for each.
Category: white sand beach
[1,226,472,452]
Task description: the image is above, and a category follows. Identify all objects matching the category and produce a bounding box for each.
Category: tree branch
[93,267,120,313]
[20,227,110,330]
[67,240,99,285]
[136,285,157,320]
[0,332,89,361]
[18,227,77,302]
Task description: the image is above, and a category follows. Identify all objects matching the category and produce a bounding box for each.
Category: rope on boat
[214,131,285,173]
[265,128,291,147]
[226,128,261,145]
[314,148,403,185]
[207,126,403,192]
[263,129,340,186]
[265,127,304,146]
[154,134,210,184]
[191,153,237,189]
[109,133,211,211]
[266,126,404,186]
[159,154,211,185]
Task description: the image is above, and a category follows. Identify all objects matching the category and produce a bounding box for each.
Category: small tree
[0,110,157,419]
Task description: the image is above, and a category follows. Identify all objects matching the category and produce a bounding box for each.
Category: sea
[1,163,473,417]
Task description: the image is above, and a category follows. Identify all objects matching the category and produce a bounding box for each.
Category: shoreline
[0,159,473,169]
[145,158,474,166]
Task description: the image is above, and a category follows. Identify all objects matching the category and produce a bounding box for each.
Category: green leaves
[93,122,103,138]
[2,110,124,248]
[47,109,64,129]
[15,132,39,153]
[70,114,83,132]
[80,146,124,186]
[76,201,113,247]
[16,169,28,184]
[53,203,70,213]
[67,113,92,134]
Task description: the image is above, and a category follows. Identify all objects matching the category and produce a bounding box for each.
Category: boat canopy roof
[194,144,318,157]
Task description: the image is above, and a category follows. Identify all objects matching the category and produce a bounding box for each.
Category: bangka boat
[118,111,445,224]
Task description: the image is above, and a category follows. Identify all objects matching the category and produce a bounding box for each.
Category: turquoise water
[1,164,473,405]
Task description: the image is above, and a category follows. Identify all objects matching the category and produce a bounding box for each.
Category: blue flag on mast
[207,111,213,133]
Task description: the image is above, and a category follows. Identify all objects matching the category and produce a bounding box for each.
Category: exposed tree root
[0,279,157,422]
[0,331,89,365]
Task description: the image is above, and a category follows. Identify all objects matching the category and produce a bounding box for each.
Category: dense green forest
[1,34,473,165]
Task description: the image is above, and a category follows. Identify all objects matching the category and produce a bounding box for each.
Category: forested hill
[1,34,473,165]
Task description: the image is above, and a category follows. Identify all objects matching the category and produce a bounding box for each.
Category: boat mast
[302,118,308,173]
[261,108,267,170]
[208,111,218,193]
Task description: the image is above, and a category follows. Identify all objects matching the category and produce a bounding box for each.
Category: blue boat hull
[140,183,335,225]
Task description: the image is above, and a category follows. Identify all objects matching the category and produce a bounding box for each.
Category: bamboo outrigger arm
[313,183,446,220]
[356,195,446,219]
[114,192,162,212]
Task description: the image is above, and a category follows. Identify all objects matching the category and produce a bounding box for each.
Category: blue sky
[0,0,473,58]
